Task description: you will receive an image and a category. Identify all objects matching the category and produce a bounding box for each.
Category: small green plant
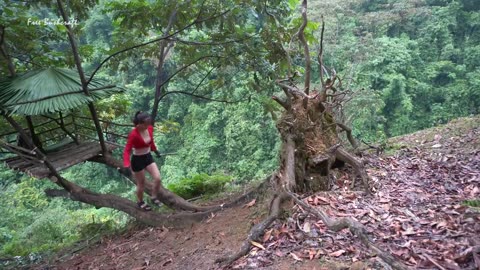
[167,173,232,199]
[463,200,480,208]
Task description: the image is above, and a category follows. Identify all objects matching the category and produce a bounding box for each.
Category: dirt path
[35,199,325,270]
[34,202,256,270]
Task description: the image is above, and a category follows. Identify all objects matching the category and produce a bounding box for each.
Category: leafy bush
[167,173,232,199]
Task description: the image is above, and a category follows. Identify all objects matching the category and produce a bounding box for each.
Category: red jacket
[123,125,157,167]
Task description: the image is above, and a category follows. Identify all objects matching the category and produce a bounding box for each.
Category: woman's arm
[148,125,158,152]
[123,130,134,167]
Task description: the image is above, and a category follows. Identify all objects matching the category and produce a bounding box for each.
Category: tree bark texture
[276,93,338,192]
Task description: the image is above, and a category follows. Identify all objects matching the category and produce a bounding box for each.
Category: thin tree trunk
[56,0,107,155]
[25,116,43,150]
[151,8,177,123]
[0,25,15,77]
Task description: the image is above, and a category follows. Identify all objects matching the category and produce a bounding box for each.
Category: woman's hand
[154,150,161,158]
[118,167,132,177]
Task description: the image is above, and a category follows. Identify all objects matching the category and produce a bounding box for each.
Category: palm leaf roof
[0,67,124,115]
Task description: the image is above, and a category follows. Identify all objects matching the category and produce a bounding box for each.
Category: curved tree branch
[97,155,258,212]
[336,122,359,150]
[296,0,311,96]
[272,96,290,110]
[190,62,221,95]
[157,90,250,104]
[277,82,309,99]
[86,9,231,85]
[166,36,250,46]
[154,55,223,99]
[335,147,370,192]
[318,16,326,87]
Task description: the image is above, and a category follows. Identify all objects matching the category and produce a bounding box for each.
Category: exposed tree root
[335,147,371,192]
[215,188,408,270]
[336,122,359,151]
[288,191,409,270]
[215,192,289,266]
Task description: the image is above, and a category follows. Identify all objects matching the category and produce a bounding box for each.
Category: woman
[123,111,162,211]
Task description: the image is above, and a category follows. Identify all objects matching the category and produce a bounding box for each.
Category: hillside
[29,116,479,270]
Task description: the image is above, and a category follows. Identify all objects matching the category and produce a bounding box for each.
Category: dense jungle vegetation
[0,0,479,263]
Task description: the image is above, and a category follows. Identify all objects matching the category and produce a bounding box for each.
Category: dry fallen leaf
[161,258,172,267]
[206,212,216,223]
[303,222,311,233]
[290,252,302,261]
[434,221,448,229]
[263,229,272,242]
[316,196,330,204]
[244,199,256,208]
[470,186,479,196]
[315,249,325,259]
[329,249,346,257]
[250,240,265,250]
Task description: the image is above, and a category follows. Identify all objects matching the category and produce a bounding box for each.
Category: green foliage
[338,0,480,138]
[167,173,232,199]
[160,84,280,183]
[346,89,386,142]
[0,163,131,259]
[463,200,480,208]
[0,68,124,115]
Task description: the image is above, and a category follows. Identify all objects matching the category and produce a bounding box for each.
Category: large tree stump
[274,90,368,193]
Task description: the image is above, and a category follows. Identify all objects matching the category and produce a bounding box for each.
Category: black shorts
[131,153,154,172]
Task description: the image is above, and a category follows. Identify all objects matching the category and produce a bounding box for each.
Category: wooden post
[25,116,44,150]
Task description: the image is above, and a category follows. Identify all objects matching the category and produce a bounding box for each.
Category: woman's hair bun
[133,111,151,125]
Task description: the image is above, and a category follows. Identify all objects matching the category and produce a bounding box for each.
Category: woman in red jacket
[123,111,162,211]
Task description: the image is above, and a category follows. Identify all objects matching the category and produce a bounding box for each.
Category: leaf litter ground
[33,117,479,269]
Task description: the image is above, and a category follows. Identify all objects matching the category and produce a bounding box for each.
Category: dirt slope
[32,116,480,270]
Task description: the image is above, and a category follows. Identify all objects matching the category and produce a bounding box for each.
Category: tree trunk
[57,0,108,156]
[151,9,177,123]
[44,181,216,228]
[272,0,369,193]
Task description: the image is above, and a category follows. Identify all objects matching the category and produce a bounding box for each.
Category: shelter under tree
[0,67,123,178]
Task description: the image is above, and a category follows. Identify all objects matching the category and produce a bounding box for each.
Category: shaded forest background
[0,0,479,263]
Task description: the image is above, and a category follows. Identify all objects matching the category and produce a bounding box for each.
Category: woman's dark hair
[133,111,151,125]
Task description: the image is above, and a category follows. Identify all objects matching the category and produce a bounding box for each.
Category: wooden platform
[2,141,117,178]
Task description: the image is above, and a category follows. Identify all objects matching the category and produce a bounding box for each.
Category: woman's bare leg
[133,170,146,202]
[145,162,161,199]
